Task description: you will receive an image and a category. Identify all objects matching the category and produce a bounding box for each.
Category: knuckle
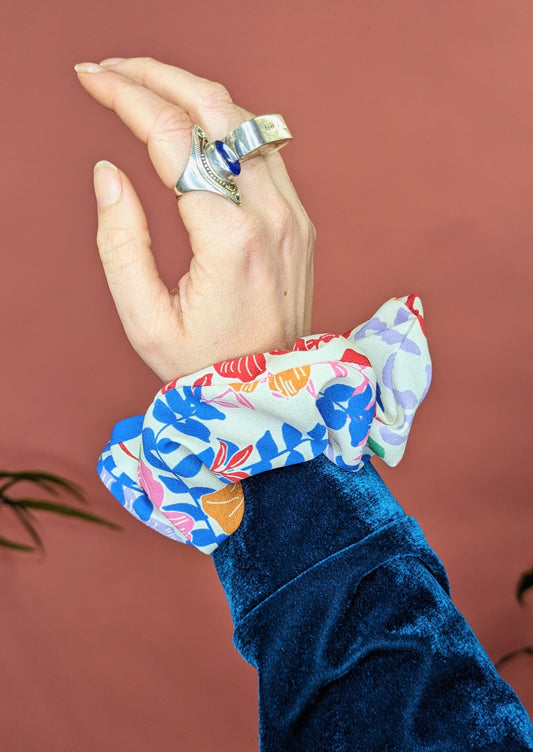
[135,55,156,68]
[96,227,149,269]
[270,201,298,240]
[150,104,192,142]
[196,79,233,109]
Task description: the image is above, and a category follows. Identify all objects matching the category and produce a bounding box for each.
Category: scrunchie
[98,295,431,554]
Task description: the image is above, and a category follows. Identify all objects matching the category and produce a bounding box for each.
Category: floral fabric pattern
[98,295,431,554]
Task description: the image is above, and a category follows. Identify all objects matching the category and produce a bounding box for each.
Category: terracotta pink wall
[1,1,532,749]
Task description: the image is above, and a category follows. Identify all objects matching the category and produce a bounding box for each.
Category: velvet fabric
[213,456,533,750]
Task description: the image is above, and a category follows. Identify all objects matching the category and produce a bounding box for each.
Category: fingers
[93,57,299,203]
[77,65,192,189]
[99,56,248,138]
[93,160,179,362]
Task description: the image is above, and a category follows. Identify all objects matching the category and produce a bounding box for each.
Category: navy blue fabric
[213,456,533,750]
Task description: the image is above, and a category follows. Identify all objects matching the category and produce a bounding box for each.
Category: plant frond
[0,534,35,552]
[516,566,533,605]
[13,499,122,530]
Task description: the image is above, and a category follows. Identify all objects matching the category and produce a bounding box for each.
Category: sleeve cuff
[97,295,431,553]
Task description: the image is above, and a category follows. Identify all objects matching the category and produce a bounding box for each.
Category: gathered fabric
[98,295,430,553]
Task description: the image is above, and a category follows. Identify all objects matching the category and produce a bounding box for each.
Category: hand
[75,57,315,383]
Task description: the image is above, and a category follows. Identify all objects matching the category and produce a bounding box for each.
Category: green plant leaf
[516,566,533,605]
[10,504,44,552]
[11,499,122,530]
[0,534,35,552]
[0,471,85,502]
[496,646,533,670]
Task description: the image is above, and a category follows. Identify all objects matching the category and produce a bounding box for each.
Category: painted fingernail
[93,161,122,209]
[99,57,126,67]
[74,62,105,73]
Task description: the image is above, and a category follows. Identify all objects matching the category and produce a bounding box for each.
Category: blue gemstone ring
[175,116,292,206]
[214,140,241,176]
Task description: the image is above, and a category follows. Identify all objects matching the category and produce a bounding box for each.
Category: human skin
[75,57,315,383]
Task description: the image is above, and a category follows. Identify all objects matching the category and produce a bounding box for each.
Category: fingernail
[99,57,126,67]
[74,62,105,73]
[93,161,122,209]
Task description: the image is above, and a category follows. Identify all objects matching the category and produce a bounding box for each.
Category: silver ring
[223,114,292,161]
[175,126,242,205]
[174,115,293,206]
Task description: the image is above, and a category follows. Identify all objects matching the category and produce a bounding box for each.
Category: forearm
[214,457,533,751]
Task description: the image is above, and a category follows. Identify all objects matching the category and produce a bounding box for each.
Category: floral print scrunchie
[98,295,431,554]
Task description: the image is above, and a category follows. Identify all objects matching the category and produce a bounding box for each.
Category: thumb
[93,160,174,357]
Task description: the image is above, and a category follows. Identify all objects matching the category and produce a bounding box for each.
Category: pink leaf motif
[163,510,195,541]
[137,462,165,508]
[234,392,255,409]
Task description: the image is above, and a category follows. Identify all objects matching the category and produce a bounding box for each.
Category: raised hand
[75,57,315,382]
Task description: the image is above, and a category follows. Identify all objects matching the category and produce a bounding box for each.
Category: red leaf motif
[218,470,248,482]
[340,349,371,368]
[193,373,213,388]
[405,293,426,336]
[214,353,267,382]
[211,441,228,472]
[293,333,337,351]
[226,444,253,471]
[162,378,179,394]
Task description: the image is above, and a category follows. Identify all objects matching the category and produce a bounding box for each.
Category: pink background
[1,1,532,749]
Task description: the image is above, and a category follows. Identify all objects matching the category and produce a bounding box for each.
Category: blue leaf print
[281,422,303,449]
[161,474,190,495]
[245,458,273,475]
[165,389,190,415]
[188,485,218,502]
[192,528,226,548]
[308,422,327,441]
[162,500,210,519]
[142,428,171,471]
[172,454,203,478]
[287,449,305,464]
[110,415,143,443]
[376,382,384,412]
[133,494,153,521]
[320,383,356,404]
[176,419,210,442]
[194,400,226,422]
[316,401,346,430]
[196,447,215,468]
[157,436,178,454]
[152,399,178,425]
[348,412,372,446]
[256,430,278,461]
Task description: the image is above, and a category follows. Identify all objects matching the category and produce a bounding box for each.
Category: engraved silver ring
[175,114,292,206]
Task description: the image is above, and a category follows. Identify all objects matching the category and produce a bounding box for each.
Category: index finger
[98,57,301,202]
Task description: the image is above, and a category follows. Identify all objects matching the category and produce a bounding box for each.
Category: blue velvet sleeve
[212,456,533,751]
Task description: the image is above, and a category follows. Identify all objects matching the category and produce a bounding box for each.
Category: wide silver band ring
[223,114,292,161]
[174,114,292,206]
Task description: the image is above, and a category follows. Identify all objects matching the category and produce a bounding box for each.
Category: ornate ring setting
[175,114,292,206]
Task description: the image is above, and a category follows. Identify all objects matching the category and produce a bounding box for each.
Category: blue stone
[214,140,241,175]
